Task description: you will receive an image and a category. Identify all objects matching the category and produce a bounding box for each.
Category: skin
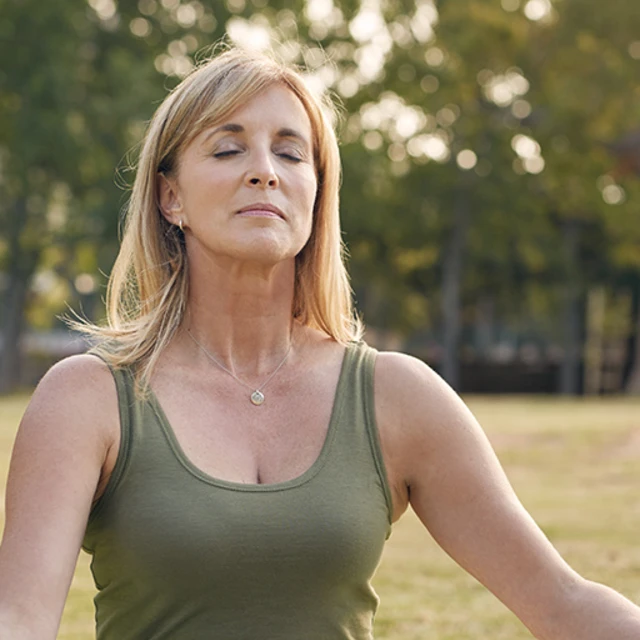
[1,83,640,639]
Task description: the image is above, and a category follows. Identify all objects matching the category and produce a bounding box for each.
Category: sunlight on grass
[0,394,638,639]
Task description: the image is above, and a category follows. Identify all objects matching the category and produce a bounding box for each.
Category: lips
[236,203,285,219]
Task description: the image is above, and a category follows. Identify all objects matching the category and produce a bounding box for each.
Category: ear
[158,173,184,224]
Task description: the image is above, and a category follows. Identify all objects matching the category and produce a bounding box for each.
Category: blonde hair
[75,47,362,389]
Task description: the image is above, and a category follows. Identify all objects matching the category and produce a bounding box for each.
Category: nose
[245,150,279,189]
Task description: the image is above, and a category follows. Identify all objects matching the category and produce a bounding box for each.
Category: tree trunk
[624,279,640,394]
[0,197,38,394]
[0,270,34,393]
[474,295,495,358]
[441,185,470,389]
[559,220,583,395]
[583,286,606,395]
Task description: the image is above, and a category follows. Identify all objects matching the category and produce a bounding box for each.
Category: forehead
[200,83,314,143]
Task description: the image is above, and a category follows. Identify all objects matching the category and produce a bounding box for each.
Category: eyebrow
[207,123,243,138]
[204,123,310,148]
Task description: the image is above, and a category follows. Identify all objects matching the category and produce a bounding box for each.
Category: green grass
[1,394,639,639]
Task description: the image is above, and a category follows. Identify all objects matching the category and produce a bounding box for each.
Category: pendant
[250,390,265,406]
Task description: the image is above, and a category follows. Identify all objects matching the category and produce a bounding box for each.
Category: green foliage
[335,0,640,340]
[1,0,638,353]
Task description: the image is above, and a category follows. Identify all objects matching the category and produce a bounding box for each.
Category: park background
[1,0,639,395]
[0,0,639,638]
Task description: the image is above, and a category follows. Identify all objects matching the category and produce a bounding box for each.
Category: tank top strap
[328,341,394,531]
[85,356,136,527]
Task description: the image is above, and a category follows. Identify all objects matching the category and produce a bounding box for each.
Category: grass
[1,394,639,639]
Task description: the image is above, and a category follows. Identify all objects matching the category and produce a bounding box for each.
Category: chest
[85,345,393,613]
[149,355,342,485]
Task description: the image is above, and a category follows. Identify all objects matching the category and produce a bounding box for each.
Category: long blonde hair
[75,47,362,388]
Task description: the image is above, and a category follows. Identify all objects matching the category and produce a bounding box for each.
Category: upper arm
[0,354,118,638]
[375,352,580,636]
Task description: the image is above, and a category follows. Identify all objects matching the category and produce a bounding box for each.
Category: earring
[178,219,184,232]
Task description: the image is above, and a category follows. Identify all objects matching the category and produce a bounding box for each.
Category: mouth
[236,203,285,219]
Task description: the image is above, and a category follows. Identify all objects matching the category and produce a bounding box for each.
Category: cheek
[292,173,316,240]
[299,171,318,214]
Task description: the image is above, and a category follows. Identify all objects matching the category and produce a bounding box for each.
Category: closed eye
[213,148,304,162]
[213,150,241,158]
[278,152,303,163]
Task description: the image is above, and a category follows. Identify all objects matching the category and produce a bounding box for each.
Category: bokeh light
[481,69,530,107]
[456,150,478,170]
[88,0,117,20]
[420,75,439,93]
[74,274,97,295]
[601,184,626,205]
[130,17,152,37]
[138,0,157,15]
[424,47,445,67]
[512,99,532,119]
[524,0,552,21]
[226,17,271,51]
[511,134,545,174]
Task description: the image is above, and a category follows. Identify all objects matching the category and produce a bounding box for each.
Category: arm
[375,352,640,640]
[0,355,118,640]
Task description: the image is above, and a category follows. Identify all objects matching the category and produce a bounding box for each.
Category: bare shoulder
[373,351,486,490]
[374,350,469,430]
[371,351,452,520]
[22,353,119,449]
[374,350,438,394]
[33,352,114,394]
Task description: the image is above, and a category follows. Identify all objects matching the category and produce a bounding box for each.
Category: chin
[235,231,308,264]
[234,240,300,267]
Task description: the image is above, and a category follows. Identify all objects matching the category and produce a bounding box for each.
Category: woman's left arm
[375,352,640,640]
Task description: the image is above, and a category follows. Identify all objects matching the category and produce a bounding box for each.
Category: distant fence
[3,331,90,389]
[3,330,617,395]
[455,361,569,394]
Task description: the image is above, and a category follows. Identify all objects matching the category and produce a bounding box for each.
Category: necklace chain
[186,328,292,406]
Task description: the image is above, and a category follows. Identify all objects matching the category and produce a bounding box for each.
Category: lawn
[1,394,639,639]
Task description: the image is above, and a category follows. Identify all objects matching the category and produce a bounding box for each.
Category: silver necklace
[186,328,292,406]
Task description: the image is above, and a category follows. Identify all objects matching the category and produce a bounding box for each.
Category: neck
[181,255,297,376]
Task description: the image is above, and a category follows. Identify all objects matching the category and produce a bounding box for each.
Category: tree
[0,0,228,391]
[3,0,639,394]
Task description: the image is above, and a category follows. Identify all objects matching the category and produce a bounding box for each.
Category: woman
[0,47,639,639]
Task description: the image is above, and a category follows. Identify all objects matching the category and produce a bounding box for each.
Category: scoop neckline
[146,342,355,492]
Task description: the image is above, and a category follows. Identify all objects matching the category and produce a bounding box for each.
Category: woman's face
[160,83,318,268]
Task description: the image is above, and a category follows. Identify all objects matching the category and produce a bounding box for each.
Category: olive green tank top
[83,341,393,640]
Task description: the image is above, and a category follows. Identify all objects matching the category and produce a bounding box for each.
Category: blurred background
[1,0,639,396]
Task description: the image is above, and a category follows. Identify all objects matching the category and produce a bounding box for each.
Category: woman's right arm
[0,354,118,640]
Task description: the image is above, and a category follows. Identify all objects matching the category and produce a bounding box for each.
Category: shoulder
[373,350,461,421]
[373,350,483,482]
[22,353,119,448]
[29,353,116,408]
